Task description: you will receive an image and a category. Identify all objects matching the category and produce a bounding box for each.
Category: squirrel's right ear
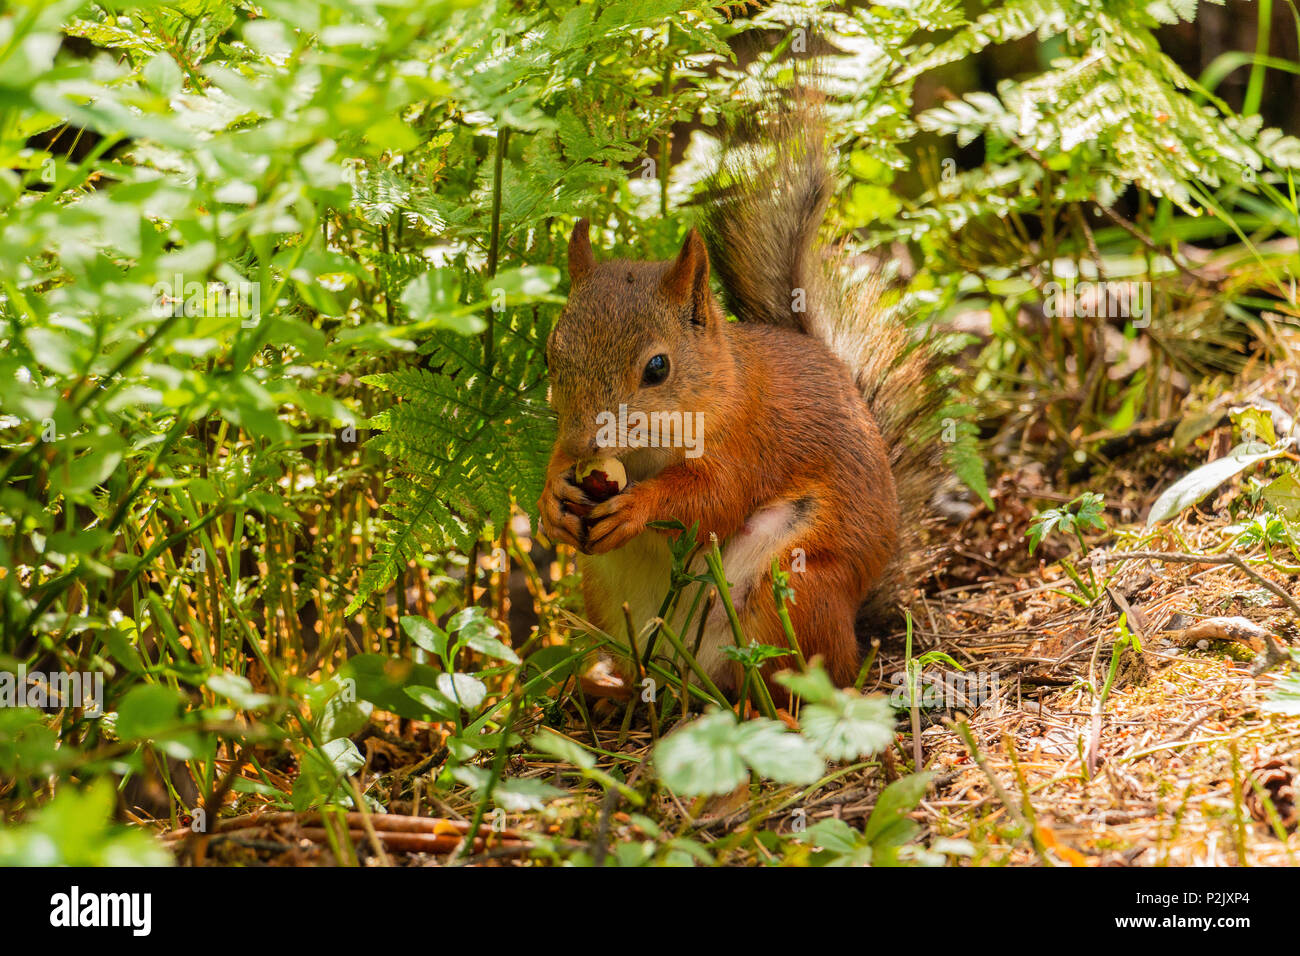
[661,227,710,320]
[568,218,595,287]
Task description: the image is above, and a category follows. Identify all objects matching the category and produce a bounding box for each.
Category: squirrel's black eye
[642,353,669,386]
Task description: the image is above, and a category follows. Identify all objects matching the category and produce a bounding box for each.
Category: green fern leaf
[348,320,552,612]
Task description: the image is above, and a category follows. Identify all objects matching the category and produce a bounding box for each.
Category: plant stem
[483,126,509,377]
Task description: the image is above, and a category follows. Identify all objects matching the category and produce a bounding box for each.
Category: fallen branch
[1104,550,1300,620]
[296,827,514,855]
[161,810,523,842]
[1163,615,1270,650]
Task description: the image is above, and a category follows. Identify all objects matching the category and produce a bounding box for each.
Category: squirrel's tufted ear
[568,218,595,287]
[661,228,710,317]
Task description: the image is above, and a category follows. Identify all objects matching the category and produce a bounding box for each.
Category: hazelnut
[568,457,627,517]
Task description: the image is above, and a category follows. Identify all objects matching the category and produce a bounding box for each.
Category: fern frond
[347,318,552,612]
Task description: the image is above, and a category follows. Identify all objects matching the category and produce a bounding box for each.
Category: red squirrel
[537,105,943,701]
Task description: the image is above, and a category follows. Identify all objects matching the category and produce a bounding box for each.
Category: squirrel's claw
[583,491,648,554]
[540,503,583,550]
[538,472,586,550]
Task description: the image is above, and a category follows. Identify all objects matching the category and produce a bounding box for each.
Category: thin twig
[1104,550,1300,620]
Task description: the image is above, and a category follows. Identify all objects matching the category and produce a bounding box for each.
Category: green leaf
[400,271,483,334]
[0,709,67,778]
[400,615,448,658]
[448,607,520,664]
[402,685,460,721]
[115,684,185,741]
[463,633,521,665]
[1148,443,1291,524]
[485,265,560,300]
[654,710,824,796]
[293,738,365,811]
[948,437,994,510]
[347,330,550,612]
[1264,650,1300,715]
[453,766,564,812]
[206,672,274,711]
[799,818,874,866]
[531,728,595,769]
[319,694,373,742]
[800,693,896,762]
[342,654,447,721]
[776,666,839,704]
[435,672,487,710]
[1230,406,1278,446]
[654,711,749,796]
[1263,472,1300,521]
[734,718,825,783]
[0,781,171,866]
[863,772,934,846]
[720,641,792,668]
[143,54,182,97]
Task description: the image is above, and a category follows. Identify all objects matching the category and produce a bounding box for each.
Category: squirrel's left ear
[661,228,711,325]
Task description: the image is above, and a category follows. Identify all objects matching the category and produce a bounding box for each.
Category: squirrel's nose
[560,436,599,461]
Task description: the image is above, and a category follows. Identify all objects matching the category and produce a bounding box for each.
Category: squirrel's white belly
[579,500,801,692]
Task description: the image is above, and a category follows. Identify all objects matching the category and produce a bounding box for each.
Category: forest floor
[156,359,1300,867]
[895,513,1300,866]
[904,358,1300,866]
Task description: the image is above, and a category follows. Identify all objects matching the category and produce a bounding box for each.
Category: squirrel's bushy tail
[700,94,945,627]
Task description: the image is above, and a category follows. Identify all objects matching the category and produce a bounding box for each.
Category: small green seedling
[1027,492,1108,603]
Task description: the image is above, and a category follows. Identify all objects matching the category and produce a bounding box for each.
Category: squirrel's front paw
[583,490,649,554]
[538,471,586,549]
